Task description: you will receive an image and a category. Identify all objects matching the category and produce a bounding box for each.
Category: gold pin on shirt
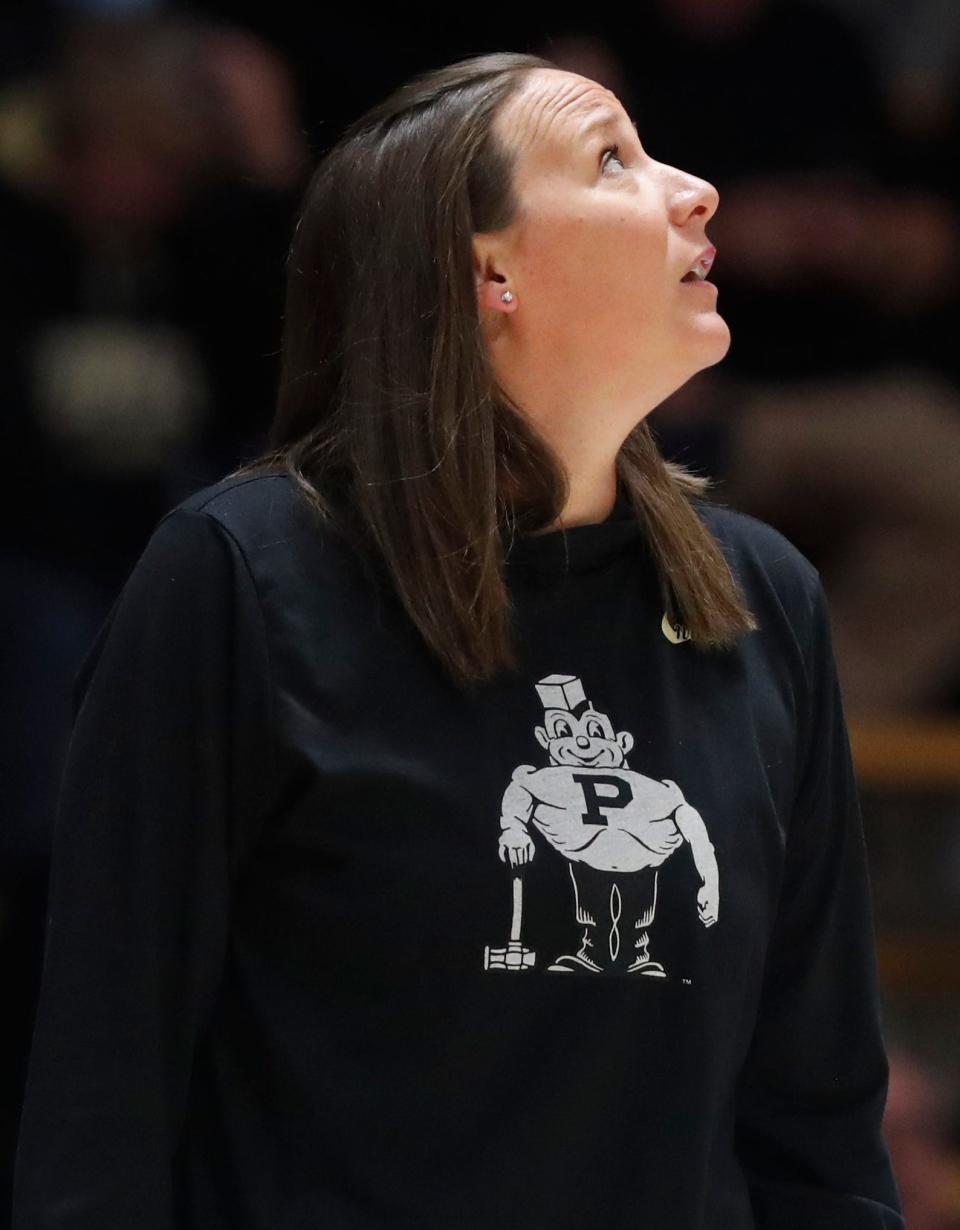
[661,611,691,644]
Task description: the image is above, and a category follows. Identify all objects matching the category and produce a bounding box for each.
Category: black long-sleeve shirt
[12,471,905,1229]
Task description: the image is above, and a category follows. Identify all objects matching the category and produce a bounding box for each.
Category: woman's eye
[601,144,624,172]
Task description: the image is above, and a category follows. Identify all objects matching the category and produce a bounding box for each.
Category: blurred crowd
[1,0,959,1225]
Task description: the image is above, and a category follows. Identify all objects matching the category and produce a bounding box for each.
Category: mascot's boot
[625,927,666,977]
[547,924,603,973]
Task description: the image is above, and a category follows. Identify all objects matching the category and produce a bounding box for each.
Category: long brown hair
[227,50,759,694]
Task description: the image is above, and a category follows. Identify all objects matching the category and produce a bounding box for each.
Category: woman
[12,52,904,1229]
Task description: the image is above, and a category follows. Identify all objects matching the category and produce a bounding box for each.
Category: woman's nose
[669,170,720,226]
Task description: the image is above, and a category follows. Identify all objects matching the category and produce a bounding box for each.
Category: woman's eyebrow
[579,111,640,140]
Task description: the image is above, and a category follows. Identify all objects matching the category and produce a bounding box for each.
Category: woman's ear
[473,238,517,314]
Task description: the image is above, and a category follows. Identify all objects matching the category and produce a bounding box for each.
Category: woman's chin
[693,315,731,363]
[675,322,730,371]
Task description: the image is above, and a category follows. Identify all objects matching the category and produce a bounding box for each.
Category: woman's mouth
[680,245,717,285]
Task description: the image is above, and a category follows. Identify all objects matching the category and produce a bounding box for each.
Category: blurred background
[2,0,959,1225]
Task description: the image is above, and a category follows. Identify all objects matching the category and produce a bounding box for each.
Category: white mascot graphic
[484,673,719,976]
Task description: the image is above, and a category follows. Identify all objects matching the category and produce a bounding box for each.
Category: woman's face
[477,69,729,404]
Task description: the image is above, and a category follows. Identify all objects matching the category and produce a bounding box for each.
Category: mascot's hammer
[484,866,536,971]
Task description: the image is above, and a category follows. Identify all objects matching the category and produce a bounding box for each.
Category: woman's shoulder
[159,470,377,603]
[691,495,822,622]
[163,470,355,567]
[171,470,306,546]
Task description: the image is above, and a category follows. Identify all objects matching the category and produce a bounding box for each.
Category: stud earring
[500,290,513,303]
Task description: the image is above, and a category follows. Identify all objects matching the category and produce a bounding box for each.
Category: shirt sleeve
[734,572,905,1228]
[11,506,277,1230]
